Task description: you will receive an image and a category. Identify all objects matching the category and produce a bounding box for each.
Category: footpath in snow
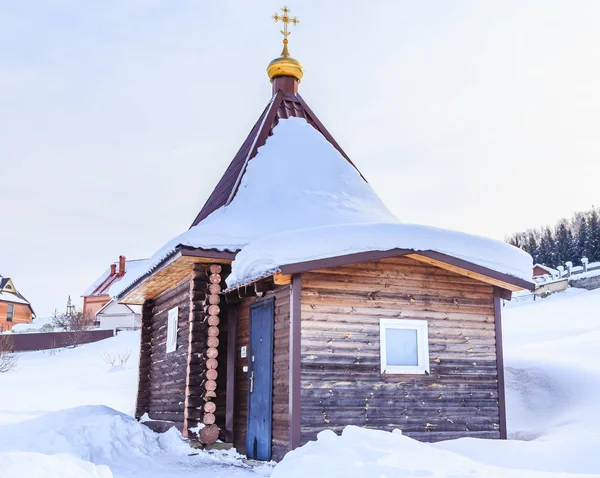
[0,290,599,477]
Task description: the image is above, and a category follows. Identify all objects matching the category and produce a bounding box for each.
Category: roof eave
[117,246,237,305]
[277,248,535,292]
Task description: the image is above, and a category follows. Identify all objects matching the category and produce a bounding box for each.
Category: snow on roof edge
[225,222,535,290]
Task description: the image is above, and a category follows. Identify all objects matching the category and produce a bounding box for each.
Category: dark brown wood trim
[226,90,285,206]
[494,287,507,439]
[418,251,535,291]
[289,274,302,450]
[497,288,513,301]
[279,249,413,275]
[225,304,238,443]
[135,300,153,419]
[296,94,366,182]
[279,248,534,292]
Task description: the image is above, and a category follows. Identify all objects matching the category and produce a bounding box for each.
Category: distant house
[532,264,558,279]
[82,256,147,331]
[0,276,35,332]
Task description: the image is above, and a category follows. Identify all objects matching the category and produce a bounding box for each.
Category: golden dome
[267,39,304,82]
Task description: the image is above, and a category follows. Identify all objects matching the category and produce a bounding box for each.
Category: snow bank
[0,452,113,478]
[111,117,531,297]
[271,426,583,478]
[434,288,600,474]
[226,222,533,287]
[0,331,140,426]
[0,406,165,463]
[0,406,265,478]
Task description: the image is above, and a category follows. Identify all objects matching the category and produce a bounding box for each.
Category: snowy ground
[1,289,599,477]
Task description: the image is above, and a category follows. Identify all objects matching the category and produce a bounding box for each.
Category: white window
[379,318,430,374]
[166,307,179,353]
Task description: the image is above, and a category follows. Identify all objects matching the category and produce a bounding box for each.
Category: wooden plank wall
[233,285,291,461]
[299,256,500,444]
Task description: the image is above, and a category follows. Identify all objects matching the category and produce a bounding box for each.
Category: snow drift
[272,426,589,478]
[0,452,112,478]
[0,406,261,478]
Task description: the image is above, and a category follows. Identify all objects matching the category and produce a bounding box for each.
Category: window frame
[166,306,178,354]
[379,318,430,375]
[6,303,14,322]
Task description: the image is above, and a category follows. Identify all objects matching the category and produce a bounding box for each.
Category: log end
[198,424,220,445]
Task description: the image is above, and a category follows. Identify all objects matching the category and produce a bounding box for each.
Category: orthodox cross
[272,6,299,38]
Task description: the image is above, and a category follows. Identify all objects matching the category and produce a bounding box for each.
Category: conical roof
[113,70,534,300]
[190,91,368,227]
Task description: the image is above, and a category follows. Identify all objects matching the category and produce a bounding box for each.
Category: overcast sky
[2,1,599,316]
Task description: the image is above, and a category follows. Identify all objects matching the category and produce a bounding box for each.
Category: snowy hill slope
[0,290,599,477]
[0,331,140,426]
[436,288,600,474]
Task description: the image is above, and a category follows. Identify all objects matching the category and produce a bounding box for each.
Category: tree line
[506,206,600,268]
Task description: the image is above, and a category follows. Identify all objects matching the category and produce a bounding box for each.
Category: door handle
[250,371,254,393]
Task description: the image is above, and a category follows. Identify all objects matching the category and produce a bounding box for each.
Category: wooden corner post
[135,299,153,419]
[183,264,223,445]
[493,287,507,439]
[289,274,302,450]
[225,303,238,443]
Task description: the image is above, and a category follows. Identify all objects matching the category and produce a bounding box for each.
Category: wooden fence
[4,329,114,352]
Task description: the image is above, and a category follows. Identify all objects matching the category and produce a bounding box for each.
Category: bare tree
[52,310,95,348]
[0,335,18,373]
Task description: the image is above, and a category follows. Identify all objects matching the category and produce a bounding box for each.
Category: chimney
[110,264,116,276]
[118,256,126,276]
[582,257,589,272]
[557,265,564,278]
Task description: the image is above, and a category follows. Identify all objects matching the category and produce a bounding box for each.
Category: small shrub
[101,350,131,369]
[0,335,18,373]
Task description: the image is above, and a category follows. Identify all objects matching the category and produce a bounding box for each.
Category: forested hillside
[506,206,600,267]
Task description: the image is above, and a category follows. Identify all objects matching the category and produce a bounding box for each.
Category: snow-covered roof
[84,259,150,298]
[0,291,30,305]
[113,116,533,298]
[533,264,558,275]
[227,223,534,288]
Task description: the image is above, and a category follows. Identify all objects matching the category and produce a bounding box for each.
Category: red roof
[91,273,123,296]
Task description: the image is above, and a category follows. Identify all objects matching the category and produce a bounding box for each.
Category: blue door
[246,298,274,461]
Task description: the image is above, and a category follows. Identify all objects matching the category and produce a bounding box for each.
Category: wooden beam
[273,272,292,285]
[280,249,412,275]
[289,274,302,451]
[406,252,533,292]
[494,287,507,439]
[225,304,238,443]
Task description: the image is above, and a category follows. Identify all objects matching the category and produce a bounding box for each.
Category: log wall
[137,279,191,430]
[233,285,291,461]
[299,256,500,444]
[135,265,229,443]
